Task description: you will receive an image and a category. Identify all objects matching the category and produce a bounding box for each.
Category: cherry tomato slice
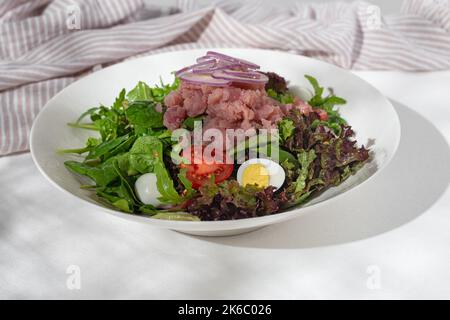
[181,146,234,189]
[194,162,221,175]
[315,108,328,121]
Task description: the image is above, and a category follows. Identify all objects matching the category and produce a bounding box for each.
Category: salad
[60,51,369,221]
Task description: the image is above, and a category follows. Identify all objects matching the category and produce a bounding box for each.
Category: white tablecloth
[1,71,450,299]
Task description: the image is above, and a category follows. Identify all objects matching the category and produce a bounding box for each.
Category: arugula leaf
[114,165,138,201]
[130,135,162,154]
[112,199,131,212]
[128,136,163,174]
[125,101,163,130]
[267,88,294,104]
[126,82,152,101]
[96,174,139,213]
[96,188,132,213]
[321,95,346,108]
[128,154,154,175]
[151,77,180,103]
[112,89,127,111]
[153,159,183,205]
[127,78,180,103]
[139,204,158,215]
[131,135,183,205]
[65,150,134,186]
[85,134,136,162]
[74,107,100,125]
[67,89,128,141]
[305,74,345,108]
[64,159,118,187]
[304,75,324,103]
[304,74,347,134]
[58,137,101,155]
[86,89,129,141]
[91,104,129,141]
[177,168,195,198]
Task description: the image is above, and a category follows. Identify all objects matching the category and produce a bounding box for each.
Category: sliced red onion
[179,72,231,86]
[223,69,267,80]
[178,52,266,87]
[196,55,215,63]
[206,51,260,69]
[211,70,268,84]
[175,59,216,77]
[192,62,243,74]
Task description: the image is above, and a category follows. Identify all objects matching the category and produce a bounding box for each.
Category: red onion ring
[223,69,267,79]
[211,70,268,84]
[206,51,260,69]
[192,62,243,74]
[175,59,216,77]
[177,52,267,86]
[179,72,231,86]
[196,55,215,63]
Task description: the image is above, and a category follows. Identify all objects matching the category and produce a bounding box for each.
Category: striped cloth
[1,0,449,156]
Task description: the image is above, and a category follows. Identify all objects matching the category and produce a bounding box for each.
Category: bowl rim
[30,47,401,229]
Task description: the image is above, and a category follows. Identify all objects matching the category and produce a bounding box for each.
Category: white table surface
[1,70,449,300]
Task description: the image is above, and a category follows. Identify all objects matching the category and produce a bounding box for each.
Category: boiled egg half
[289,85,313,101]
[237,158,285,190]
[135,173,162,207]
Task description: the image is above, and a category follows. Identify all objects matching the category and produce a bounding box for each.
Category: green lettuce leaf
[278,118,295,141]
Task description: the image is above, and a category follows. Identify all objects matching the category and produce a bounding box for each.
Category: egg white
[289,85,313,101]
[237,158,285,190]
[134,173,162,207]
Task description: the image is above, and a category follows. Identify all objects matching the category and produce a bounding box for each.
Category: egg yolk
[242,164,269,188]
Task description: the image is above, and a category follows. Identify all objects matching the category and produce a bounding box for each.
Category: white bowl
[30,48,400,236]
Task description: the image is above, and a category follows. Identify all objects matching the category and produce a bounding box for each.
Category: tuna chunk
[164,90,183,107]
[163,105,186,130]
[163,80,312,133]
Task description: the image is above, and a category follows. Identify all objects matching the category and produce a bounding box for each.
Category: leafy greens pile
[60,79,200,221]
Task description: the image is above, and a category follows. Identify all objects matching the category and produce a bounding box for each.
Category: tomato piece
[214,164,235,183]
[181,146,234,189]
[315,108,328,121]
[194,162,221,175]
[186,164,234,189]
